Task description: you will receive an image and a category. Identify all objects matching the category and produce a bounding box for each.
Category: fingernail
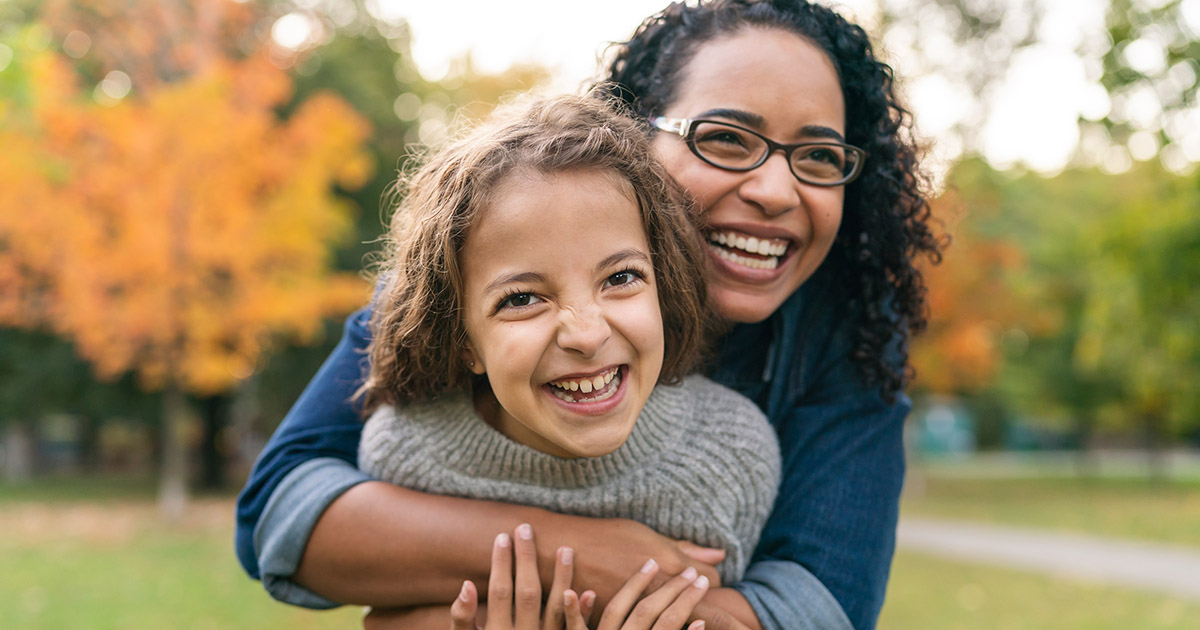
[695,622,706,630]
[563,590,575,607]
[641,558,657,573]
[459,580,472,602]
[561,546,573,565]
[681,566,698,581]
[516,523,533,540]
[496,532,510,547]
[693,575,709,589]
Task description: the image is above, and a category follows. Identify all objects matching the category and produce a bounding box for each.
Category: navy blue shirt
[235,264,908,630]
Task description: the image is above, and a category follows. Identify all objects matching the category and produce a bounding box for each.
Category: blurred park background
[1,0,1197,628]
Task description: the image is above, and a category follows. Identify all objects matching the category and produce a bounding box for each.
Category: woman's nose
[556,304,611,356]
[738,152,801,216]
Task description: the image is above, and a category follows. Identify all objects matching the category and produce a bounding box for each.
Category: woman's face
[652,27,846,323]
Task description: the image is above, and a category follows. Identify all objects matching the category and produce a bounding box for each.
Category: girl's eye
[605,269,645,288]
[498,292,541,310]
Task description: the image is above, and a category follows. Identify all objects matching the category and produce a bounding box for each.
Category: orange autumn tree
[909,186,1053,395]
[0,1,371,516]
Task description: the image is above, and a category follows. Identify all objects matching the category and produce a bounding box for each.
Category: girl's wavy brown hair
[361,93,712,412]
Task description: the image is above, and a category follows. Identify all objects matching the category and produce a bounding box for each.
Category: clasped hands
[450,523,710,630]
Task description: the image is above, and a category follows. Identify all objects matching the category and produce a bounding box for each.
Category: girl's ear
[461,345,486,375]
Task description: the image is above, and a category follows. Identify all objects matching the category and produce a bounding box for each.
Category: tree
[0,1,372,516]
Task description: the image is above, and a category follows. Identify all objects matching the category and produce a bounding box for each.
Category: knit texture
[359,374,780,583]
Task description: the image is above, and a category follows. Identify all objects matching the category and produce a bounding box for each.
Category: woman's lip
[704,222,799,242]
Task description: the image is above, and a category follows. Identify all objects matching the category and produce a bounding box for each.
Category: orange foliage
[0,9,372,395]
[910,189,1043,394]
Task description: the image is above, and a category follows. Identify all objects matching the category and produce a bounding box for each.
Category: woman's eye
[799,146,844,167]
[498,292,541,310]
[697,130,748,148]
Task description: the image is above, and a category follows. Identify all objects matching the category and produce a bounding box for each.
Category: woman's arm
[293,480,724,607]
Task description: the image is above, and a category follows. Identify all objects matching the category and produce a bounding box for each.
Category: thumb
[675,539,726,565]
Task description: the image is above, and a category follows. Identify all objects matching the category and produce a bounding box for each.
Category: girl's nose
[738,152,801,216]
[556,304,611,357]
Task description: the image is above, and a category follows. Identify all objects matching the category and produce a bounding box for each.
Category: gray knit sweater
[359,374,780,584]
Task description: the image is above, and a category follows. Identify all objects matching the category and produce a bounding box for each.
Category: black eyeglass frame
[650,116,868,187]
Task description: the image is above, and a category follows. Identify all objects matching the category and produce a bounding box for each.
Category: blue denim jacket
[235,264,907,630]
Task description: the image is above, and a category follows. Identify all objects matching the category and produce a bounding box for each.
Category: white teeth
[707,230,787,258]
[550,367,620,393]
[549,370,622,404]
[709,243,780,270]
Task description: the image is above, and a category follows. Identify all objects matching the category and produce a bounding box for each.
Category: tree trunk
[198,394,228,491]
[2,419,36,483]
[159,384,189,520]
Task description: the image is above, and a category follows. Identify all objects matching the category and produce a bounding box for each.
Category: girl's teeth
[580,380,593,394]
[549,371,622,404]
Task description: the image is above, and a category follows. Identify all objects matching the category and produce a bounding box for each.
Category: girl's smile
[459,169,664,459]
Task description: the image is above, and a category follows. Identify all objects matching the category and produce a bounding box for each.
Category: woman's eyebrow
[695,108,846,142]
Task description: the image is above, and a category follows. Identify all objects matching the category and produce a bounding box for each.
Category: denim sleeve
[750,307,908,630]
[235,306,373,579]
[255,457,369,608]
[733,560,853,630]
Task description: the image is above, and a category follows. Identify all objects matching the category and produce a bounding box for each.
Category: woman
[235,1,941,629]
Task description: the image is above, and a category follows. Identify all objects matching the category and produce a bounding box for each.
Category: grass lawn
[1,497,362,630]
[901,470,1200,546]
[4,474,1199,629]
[879,550,1200,630]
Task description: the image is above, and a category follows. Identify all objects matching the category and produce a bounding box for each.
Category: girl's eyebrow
[696,107,846,142]
[483,249,650,295]
[598,249,652,271]
[484,271,545,295]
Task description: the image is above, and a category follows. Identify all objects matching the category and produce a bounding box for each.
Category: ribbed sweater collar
[404,384,690,488]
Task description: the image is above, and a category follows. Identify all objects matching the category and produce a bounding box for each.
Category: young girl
[356,94,780,625]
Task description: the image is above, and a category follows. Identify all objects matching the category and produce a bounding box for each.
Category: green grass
[5,473,1200,629]
[901,472,1200,546]
[879,550,1200,630]
[1,499,362,630]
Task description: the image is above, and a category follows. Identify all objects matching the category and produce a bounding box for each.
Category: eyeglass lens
[690,121,856,184]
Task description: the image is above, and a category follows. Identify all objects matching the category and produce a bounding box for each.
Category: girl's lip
[546,364,622,383]
[543,365,628,416]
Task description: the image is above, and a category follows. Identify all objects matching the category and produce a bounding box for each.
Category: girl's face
[652,28,846,323]
[459,169,664,459]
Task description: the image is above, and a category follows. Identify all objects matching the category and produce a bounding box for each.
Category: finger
[487,533,514,629]
[562,589,589,630]
[542,547,575,630]
[596,558,658,630]
[618,567,702,630]
[675,540,726,567]
[647,574,709,630]
[579,590,596,624]
[450,581,480,630]
[512,524,542,630]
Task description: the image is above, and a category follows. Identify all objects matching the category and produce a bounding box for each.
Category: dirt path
[898,516,1200,601]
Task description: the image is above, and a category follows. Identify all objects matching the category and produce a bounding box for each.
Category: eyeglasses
[650,117,867,187]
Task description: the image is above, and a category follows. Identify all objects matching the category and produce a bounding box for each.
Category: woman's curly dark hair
[599,0,945,399]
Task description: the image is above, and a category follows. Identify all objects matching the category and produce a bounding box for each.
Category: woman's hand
[450,524,709,630]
